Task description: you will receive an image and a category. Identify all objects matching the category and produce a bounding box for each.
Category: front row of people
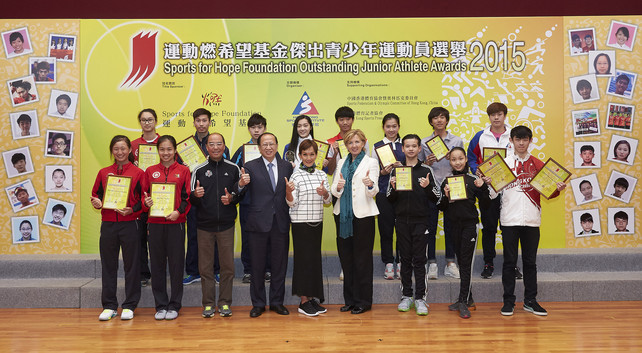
[91,125,565,321]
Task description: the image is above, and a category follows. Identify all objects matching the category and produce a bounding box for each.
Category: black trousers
[426,201,455,262]
[139,212,151,279]
[396,220,428,299]
[452,222,478,302]
[336,216,375,308]
[479,196,501,265]
[375,193,398,264]
[100,220,141,310]
[501,226,540,304]
[248,215,289,307]
[291,222,324,301]
[148,223,185,312]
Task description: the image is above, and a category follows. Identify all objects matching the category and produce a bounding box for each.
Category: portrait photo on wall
[570,173,602,206]
[48,34,76,62]
[45,165,72,192]
[47,89,78,119]
[570,74,600,104]
[604,170,637,204]
[568,28,597,56]
[42,198,74,230]
[9,110,40,140]
[29,57,56,84]
[606,70,637,99]
[572,209,601,237]
[11,216,40,244]
[5,179,39,213]
[587,51,615,77]
[606,135,637,166]
[1,27,33,59]
[2,146,35,178]
[606,20,638,51]
[7,76,39,107]
[574,141,601,169]
[572,108,600,137]
[606,103,634,132]
[45,130,73,159]
[607,207,634,235]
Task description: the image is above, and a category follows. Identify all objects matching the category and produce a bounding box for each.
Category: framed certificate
[149,182,176,217]
[394,166,412,191]
[447,175,467,201]
[137,144,159,171]
[375,143,398,168]
[337,140,348,159]
[243,144,261,164]
[177,136,207,172]
[477,153,516,193]
[529,158,572,199]
[482,147,507,161]
[425,135,449,161]
[102,175,131,210]
[314,140,330,170]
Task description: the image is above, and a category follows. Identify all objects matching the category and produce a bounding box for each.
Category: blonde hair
[343,129,367,150]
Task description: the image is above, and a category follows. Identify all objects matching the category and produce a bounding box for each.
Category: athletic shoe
[427,263,438,280]
[384,263,394,280]
[265,272,271,282]
[120,309,134,320]
[395,263,401,280]
[339,270,344,281]
[242,273,251,284]
[298,301,319,317]
[414,299,429,316]
[155,309,167,320]
[515,267,523,279]
[481,264,494,279]
[397,296,414,312]
[98,309,116,321]
[458,302,471,319]
[310,299,327,314]
[141,278,151,287]
[165,310,178,320]
[219,305,232,317]
[444,262,460,279]
[202,306,215,318]
[524,300,548,316]
[182,274,201,285]
[501,302,515,316]
[215,273,220,284]
[449,298,476,311]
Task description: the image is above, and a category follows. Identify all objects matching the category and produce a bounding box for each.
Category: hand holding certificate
[314,140,330,170]
[529,158,571,199]
[477,153,516,192]
[177,137,207,172]
[102,175,131,210]
[425,135,449,161]
[149,183,176,217]
[243,144,261,164]
[337,140,348,159]
[138,144,159,171]
[446,175,467,200]
[394,166,412,191]
[375,143,398,168]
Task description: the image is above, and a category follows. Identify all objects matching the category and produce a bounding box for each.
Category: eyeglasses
[261,143,276,148]
[53,142,67,147]
[207,142,223,147]
[140,119,155,124]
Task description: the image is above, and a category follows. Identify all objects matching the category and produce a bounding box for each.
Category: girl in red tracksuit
[91,135,145,321]
[142,135,191,320]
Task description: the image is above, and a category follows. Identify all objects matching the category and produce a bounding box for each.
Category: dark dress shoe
[249,306,265,318]
[339,304,354,312]
[269,305,289,315]
[351,306,371,314]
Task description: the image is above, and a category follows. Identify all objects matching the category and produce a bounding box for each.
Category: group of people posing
[92,102,565,322]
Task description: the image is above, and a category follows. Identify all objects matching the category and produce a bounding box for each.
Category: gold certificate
[447,175,467,201]
[425,135,449,161]
[138,144,159,171]
[177,136,207,172]
[314,140,330,170]
[529,158,571,199]
[103,175,131,210]
[375,143,398,168]
[149,183,176,218]
[337,140,348,159]
[477,153,516,193]
[243,144,261,164]
[482,147,507,161]
[395,166,412,191]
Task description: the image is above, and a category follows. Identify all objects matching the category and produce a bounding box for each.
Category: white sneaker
[395,263,401,280]
[98,309,116,321]
[154,309,167,320]
[165,310,178,320]
[397,296,414,312]
[414,299,429,316]
[445,262,460,279]
[427,263,438,280]
[120,309,134,320]
[339,270,344,281]
[384,263,394,280]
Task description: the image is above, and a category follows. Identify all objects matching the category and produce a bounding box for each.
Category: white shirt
[262,156,278,186]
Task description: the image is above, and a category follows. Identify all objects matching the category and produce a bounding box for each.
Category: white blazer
[331,154,380,218]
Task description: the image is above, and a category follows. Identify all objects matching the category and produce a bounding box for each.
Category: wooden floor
[2,302,641,352]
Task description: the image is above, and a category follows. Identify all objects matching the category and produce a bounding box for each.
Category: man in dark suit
[241,132,293,317]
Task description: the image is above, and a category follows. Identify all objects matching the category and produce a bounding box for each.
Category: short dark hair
[14,80,31,91]
[52,168,65,178]
[9,32,24,43]
[402,133,421,145]
[571,34,580,41]
[248,113,266,128]
[258,132,277,145]
[192,108,211,120]
[52,133,68,145]
[580,213,593,223]
[510,125,532,139]
[17,114,31,124]
[138,108,157,121]
[11,153,25,165]
[576,79,592,91]
[584,34,593,39]
[108,135,134,163]
[52,204,67,215]
[579,180,592,189]
[613,177,629,190]
[19,220,32,229]
[428,107,449,126]
[157,135,177,149]
[580,145,594,153]
[298,139,318,154]
[486,102,507,116]
[614,210,628,222]
[36,61,50,71]
[616,26,630,40]
[616,74,630,85]
[56,94,71,106]
[335,106,354,121]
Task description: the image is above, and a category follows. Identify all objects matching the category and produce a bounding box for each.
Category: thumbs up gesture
[285,177,295,193]
[420,173,430,188]
[316,182,329,198]
[362,170,374,187]
[144,191,154,207]
[336,172,346,192]
[239,167,251,186]
[193,180,204,198]
[221,187,233,205]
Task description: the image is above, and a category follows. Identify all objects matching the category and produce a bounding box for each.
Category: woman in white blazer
[331,129,379,314]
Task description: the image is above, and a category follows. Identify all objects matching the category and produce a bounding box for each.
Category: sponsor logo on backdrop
[292,91,319,115]
[121,31,158,88]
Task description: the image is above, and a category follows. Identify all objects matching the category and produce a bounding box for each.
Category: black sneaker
[448,298,476,311]
[298,301,319,317]
[140,278,150,287]
[500,302,514,316]
[524,300,548,316]
[515,267,523,279]
[458,302,471,319]
[242,274,251,284]
[265,272,271,282]
[310,299,327,314]
[481,264,494,279]
[448,301,461,311]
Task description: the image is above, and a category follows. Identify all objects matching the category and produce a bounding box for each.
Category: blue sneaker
[215,273,220,284]
[183,274,201,285]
